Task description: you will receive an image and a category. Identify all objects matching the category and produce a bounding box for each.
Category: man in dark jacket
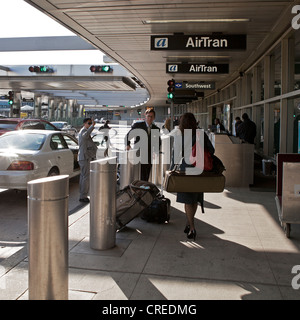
[125,108,161,181]
[78,118,97,202]
[236,113,257,144]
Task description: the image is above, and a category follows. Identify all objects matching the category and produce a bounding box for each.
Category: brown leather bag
[163,169,225,193]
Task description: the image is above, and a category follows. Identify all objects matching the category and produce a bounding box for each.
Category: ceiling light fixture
[165,55,230,59]
[143,18,250,24]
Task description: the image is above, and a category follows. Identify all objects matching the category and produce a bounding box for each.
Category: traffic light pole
[170,100,174,131]
[9,91,21,118]
[167,79,175,131]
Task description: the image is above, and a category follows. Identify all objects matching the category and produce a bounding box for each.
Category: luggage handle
[129,182,160,196]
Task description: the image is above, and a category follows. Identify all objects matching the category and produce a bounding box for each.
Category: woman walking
[171,113,214,240]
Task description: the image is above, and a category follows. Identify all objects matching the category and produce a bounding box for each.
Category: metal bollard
[90,157,117,250]
[28,175,69,300]
[119,150,140,189]
[150,135,171,186]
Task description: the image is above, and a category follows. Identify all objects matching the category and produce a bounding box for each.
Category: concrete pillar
[67,99,74,121]
[280,37,295,153]
[236,79,242,108]
[263,55,275,156]
[78,105,84,118]
[252,66,262,103]
[48,99,54,120]
[58,101,64,119]
[10,91,22,118]
[34,95,42,119]
[62,101,67,119]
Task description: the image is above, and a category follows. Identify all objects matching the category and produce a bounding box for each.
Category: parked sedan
[51,121,77,137]
[0,118,59,136]
[0,130,80,190]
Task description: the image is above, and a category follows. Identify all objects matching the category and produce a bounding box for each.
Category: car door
[49,133,74,176]
[62,134,80,171]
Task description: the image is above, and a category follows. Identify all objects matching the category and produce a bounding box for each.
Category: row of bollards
[27,151,142,300]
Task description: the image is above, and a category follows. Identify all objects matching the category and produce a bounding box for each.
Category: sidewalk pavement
[1,186,300,300]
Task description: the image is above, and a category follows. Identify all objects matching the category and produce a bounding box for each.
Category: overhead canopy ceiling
[23,0,299,108]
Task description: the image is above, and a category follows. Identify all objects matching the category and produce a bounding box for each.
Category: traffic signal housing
[167,79,175,100]
[90,65,113,73]
[28,66,54,73]
[8,91,14,105]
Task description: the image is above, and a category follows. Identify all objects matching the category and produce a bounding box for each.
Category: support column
[78,105,84,118]
[280,37,295,153]
[263,55,275,156]
[252,66,262,103]
[242,73,251,106]
[62,101,67,119]
[58,100,64,119]
[252,66,262,149]
[236,79,242,108]
[11,91,22,118]
[48,99,55,121]
[34,95,42,119]
[67,99,74,121]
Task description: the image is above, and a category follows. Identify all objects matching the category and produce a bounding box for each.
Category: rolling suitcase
[141,194,170,223]
[141,152,171,224]
[116,180,160,230]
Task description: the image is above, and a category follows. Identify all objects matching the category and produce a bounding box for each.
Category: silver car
[0,130,80,190]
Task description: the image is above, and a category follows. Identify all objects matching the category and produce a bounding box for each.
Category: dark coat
[236,119,257,144]
[125,121,161,163]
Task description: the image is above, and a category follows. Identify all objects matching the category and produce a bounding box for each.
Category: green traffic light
[8,100,13,105]
[40,66,47,72]
[167,93,174,99]
[102,66,110,72]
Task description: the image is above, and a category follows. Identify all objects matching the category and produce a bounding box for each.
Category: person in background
[236,113,257,144]
[171,113,215,241]
[78,118,97,203]
[99,120,111,130]
[235,116,242,137]
[161,117,171,134]
[98,119,111,147]
[125,108,161,181]
[214,118,225,132]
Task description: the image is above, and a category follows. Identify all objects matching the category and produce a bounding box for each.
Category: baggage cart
[275,154,300,238]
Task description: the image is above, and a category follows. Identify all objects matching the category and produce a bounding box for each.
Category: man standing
[234,116,242,137]
[78,118,97,203]
[125,108,161,181]
[236,113,257,144]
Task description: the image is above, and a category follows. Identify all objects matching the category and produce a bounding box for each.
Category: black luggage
[116,180,160,230]
[141,194,170,223]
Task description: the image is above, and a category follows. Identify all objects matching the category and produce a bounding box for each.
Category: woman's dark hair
[179,113,197,134]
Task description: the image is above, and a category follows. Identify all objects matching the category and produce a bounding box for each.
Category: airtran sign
[167,63,229,74]
[151,34,246,51]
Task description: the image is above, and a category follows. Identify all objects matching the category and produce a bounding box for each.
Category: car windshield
[0,133,46,151]
[0,120,18,131]
[52,122,65,129]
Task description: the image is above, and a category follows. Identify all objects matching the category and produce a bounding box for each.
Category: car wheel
[47,167,59,177]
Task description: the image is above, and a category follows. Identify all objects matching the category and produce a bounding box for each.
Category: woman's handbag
[189,130,214,171]
[189,141,213,171]
[163,166,225,193]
